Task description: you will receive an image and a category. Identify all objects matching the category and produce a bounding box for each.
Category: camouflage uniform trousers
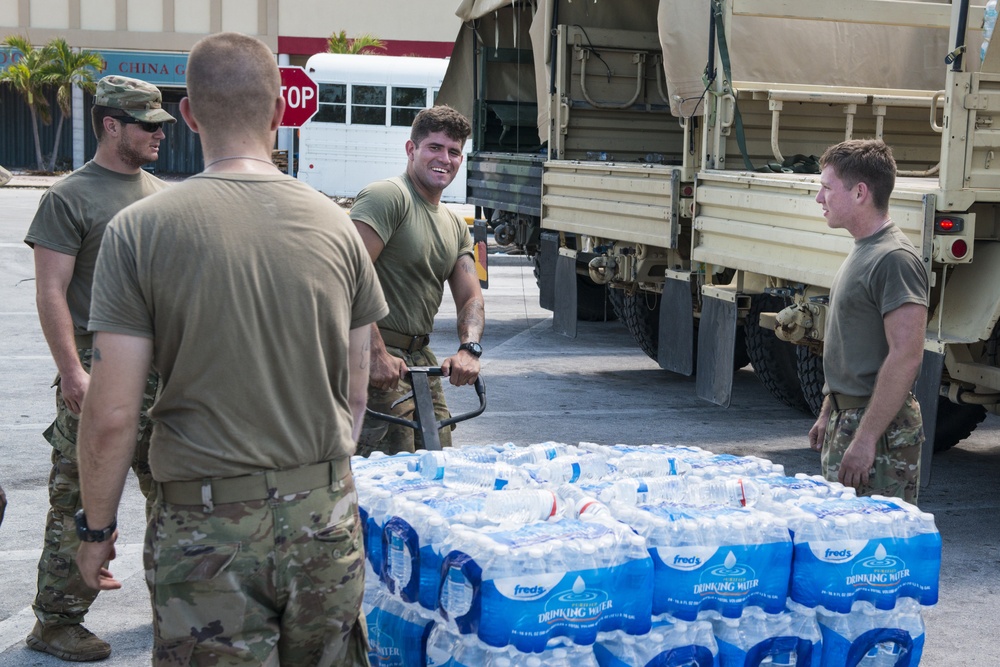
[34,346,158,626]
[356,345,454,457]
[145,471,370,666]
[821,392,924,505]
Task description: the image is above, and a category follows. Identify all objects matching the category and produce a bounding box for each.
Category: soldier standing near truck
[23,75,175,662]
[808,139,929,504]
[352,105,485,456]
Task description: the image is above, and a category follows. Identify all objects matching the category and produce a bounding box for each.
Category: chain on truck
[437,0,1000,485]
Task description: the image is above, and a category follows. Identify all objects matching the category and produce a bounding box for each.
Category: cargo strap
[159,458,351,512]
[829,393,871,411]
[379,328,431,354]
[711,0,755,171]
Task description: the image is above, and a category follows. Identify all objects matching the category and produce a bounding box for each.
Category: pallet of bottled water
[353,441,939,666]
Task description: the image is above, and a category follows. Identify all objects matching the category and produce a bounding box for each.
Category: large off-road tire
[609,288,659,360]
[745,294,811,413]
[796,345,825,417]
[933,399,987,453]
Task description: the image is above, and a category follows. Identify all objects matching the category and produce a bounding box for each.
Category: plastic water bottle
[529,455,608,483]
[607,476,687,505]
[420,459,534,491]
[425,624,457,667]
[482,489,563,523]
[984,0,999,63]
[817,599,925,667]
[606,451,693,477]
[690,477,763,507]
[711,604,822,667]
[596,616,718,667]
[499,441,579,465]
[555,483,615,523]
[412,447,507,473]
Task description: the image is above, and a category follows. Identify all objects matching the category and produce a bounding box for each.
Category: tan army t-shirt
[823,224,928,397]
[350,174,474,336]
[24,161,167,335]
[90,173,388,481]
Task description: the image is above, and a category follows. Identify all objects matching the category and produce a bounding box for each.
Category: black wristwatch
[458,341,483,358]
[74,509,116,543]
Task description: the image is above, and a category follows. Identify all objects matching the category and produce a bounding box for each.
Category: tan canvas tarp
[444,0,957,135]
[660,0,953,117]
[438,1,539,125]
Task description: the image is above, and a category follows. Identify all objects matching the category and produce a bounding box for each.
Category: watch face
[462,342,483,357]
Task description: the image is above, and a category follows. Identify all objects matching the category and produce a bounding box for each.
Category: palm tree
[43,38,103,172]
[1,35,54,171]
[326,30,386,55]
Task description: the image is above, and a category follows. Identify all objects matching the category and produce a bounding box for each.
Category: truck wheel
[934,399,986,453]
[609,288,659,360]
[796,345,825,417]
[745,294,810,413]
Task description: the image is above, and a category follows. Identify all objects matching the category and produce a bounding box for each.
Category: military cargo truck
[440,0,999,481]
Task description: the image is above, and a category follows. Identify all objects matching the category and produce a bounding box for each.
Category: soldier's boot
[26,621,111,661]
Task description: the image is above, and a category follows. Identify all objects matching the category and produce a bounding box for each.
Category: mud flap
[914,345,944,488]
[553,248,578,338]
[696,287,737,407]
[538,231,559,311]
[659,270,695,375]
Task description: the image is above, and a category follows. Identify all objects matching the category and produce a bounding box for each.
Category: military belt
[159,458,351,511]
[75,333,94,348]
[829,392,870,411]
[379,328,430,353]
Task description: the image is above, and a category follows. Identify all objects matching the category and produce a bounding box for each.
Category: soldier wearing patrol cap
[22,74,175,662]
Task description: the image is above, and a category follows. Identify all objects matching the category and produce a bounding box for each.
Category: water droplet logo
[556,575,602,603]
[707,550,750,578]
[858,542,901,570]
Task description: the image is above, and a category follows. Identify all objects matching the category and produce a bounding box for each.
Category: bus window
[392,87,427,127]
[315,83,346,123]
[353,85,386,125]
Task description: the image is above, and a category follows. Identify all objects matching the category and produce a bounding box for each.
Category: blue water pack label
[477,561,653,652]
[791,533,941,612]
[365,603,434,667]
[650,541,792,620]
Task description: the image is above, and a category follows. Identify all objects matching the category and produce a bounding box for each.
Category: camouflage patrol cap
[94,75,176,123]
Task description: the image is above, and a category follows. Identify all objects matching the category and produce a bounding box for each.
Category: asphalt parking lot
[1,179,998,665]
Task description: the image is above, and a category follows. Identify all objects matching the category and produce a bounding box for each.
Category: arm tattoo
[92,347,102,362]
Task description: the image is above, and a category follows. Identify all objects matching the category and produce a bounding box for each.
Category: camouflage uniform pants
[821,392,923,505]
[145,472,369,666]
[356,346,453,457]
[33,346,157,626]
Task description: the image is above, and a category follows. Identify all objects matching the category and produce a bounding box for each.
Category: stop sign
[279,66,318,127]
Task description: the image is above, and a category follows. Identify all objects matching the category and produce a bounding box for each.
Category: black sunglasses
[113,116,164,133]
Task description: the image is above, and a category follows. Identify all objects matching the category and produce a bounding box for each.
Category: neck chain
[203,155,276,169]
